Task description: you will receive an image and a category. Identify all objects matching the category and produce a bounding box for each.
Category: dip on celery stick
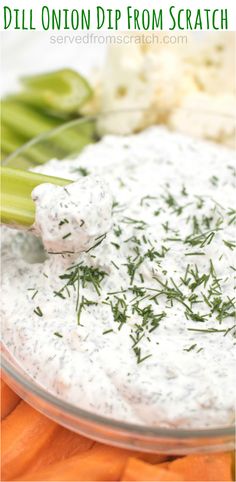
[1,127,235,429]
[32,176,112,254]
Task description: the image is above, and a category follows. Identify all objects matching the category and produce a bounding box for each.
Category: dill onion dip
[32,176,113,254]
[1,127,236,428]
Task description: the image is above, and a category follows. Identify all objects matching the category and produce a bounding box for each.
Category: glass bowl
[1,111,235,454]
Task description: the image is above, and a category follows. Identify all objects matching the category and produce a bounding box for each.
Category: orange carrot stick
[23,424,94,474]
[1,401,58,480]
[1,379,20,419]
[165,452,233,481]
[121,457,184,481]
[17,443,133,481]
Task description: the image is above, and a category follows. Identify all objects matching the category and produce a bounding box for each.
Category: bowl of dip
[1,110,235,454]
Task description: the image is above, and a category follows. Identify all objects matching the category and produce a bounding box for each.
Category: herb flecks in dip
[1,127,235,429]
[32,176,112,254]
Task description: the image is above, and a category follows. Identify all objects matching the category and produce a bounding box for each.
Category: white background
[1,31,106,95]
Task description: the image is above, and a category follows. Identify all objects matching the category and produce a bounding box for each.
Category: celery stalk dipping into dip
[1,127,235,429]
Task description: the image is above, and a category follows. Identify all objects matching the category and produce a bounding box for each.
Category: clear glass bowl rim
[1,110,235,446]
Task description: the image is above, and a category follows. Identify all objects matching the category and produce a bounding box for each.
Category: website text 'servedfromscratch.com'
[49,33,188,45]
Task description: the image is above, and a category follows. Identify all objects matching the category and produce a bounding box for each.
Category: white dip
[32,176,112,254]
[1,127,236,428]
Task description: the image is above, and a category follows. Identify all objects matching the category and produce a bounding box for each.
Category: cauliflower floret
[169,92,236,149]
[96,39,198,134]
[99,44,153,133]
[188,32,236,95]
[83,32,236,146]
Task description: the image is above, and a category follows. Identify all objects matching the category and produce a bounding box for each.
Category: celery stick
[1,167,70,227]
[1,101,94,158]
[1,101,64,163]
[1,192,36,227]
[7,93,70,122]
[1,150,8,162]
[1,122,55,166]
[48,120,95,157]
[1,124,28,154]
[20,69,92,114]
[1,101,62,139]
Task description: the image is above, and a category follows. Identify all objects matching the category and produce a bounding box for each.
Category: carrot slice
[1,400,58,480]
[1,379,20,419]
[166,452,233,481]
[17,443,134,481]
[137,453,169,465]
[121,457,183,481]
[24,424,94,474]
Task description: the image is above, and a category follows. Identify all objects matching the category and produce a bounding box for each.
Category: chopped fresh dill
[113,225,122,237]
[27,288,38,300]
[77,296,98,325]
[73,166,90,176]
[227,209,236,226]
[185,252,206,256]
[188,328,227,333]
[185,229,220,248]
[34,306,43,317]
[62,232,72,239]
[210,175,219,186]
[140,195,158,206]
[184,343,197,352]
[181,185,188,196]
[112,200,119,210]
[124,256,144,284]
[58,218,69,227]
[223,240,236,250]
[111,242,120,250]
[165,237,182,242]
[122,217,147,229]
[58,264,108,304]
[103,329,114,335]
[133,347,152,364]
[110,297,128,330]
[111,260,119,270]
[48,252,74,255]
[86,233,107,253]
